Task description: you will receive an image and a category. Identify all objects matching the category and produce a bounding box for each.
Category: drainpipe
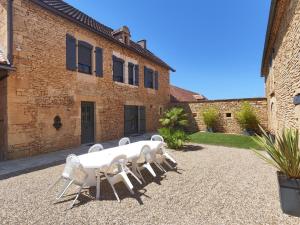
[7,0,13,65]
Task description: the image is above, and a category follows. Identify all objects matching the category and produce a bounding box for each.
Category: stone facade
[0,0,171,159]
[262,0,300,134]
[172,98,268,134]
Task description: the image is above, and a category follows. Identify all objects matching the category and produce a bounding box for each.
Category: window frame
[77,40,93,75]
[144,67,154,89]
[113,56,125,83]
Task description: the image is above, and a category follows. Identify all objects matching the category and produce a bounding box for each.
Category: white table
[78,140,163,199]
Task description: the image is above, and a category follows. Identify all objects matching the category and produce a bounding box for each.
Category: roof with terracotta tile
[170,85,207,103]
[30,0,175,72]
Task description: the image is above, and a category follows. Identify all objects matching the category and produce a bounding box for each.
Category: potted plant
[235,102,259,135]
[202,107,218,132]
[158,107,189,149]
[252,127,300,217]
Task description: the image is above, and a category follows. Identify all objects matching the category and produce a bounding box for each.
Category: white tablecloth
[78,140,162,186]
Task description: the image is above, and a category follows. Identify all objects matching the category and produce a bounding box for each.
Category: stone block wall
[265,0,300,134]
[172,98,268,134]
[0,78,7,160]
[1,0,170,159]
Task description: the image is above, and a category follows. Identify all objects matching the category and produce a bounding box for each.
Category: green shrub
[158,107,189,149]
[202,107,219,131]
[235,102,259,132]
[158,127,189,149]
[252,127,300,178]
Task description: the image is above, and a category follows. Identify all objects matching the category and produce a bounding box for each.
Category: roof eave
[30,0,175,72]
[261,0,277,77]
[0,64,15,71]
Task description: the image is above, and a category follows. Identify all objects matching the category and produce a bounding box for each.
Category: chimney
[112,26,131,45]
[137,40,147,49]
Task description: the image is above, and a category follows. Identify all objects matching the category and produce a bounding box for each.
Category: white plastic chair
[119,137,130,146]
[135,145,166,183]
[49,154,88,208]
[88,144,104,153]
[104,154,142,202]
[151,134,164,142]
[151,135,177,165]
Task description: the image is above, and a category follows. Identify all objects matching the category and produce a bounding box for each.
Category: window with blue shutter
[66,34,77,71]
[134,65,139,86]
[128,62,134,85]
[78,40,93,74]
[113,56,124,82]
[95,47,103,77]
[154,71,158,90]
[144,66,154,89]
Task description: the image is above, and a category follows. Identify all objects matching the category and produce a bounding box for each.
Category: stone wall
[265,0,300,134]
[1,0,170,159]
[0,78,7,160]
[172,98,268,134]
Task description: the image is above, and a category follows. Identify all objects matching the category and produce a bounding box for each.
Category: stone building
[261,0,300,134]
[0,0,174,160]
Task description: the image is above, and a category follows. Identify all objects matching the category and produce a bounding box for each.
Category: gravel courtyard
[0,144,299,225]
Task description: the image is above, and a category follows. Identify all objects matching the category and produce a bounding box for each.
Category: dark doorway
[81,102,95,144]
[124,105,146,136]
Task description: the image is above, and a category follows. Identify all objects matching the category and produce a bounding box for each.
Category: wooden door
[81,102,95,144]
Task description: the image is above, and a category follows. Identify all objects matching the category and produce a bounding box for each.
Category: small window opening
[226,113,232,118]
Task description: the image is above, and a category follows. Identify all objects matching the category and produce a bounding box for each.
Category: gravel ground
[0,144,299,225]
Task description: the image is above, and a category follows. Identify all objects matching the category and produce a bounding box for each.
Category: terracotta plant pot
[277,172,300,217]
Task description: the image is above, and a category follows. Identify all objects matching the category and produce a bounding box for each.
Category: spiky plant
[252,126,300,178]
[159,107,188,130]
[158,107,189,149]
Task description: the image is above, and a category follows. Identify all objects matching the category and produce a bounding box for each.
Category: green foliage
[159,107,188,130]
[202,107,219,130]
[189,132,262,150]
[252,127,300,178]
[235,102,259,131]
[159,107,189,149]
[158,127,189,149]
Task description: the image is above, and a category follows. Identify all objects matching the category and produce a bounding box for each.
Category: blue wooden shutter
[95,47,103,77]
[154,71,158,90]
[66,34,76,71]
[144,66,147,87]
[134,65,139,86]
[128,62,134,84]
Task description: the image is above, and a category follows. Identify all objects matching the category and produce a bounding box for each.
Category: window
[226,113,232,118]
[128,63,139,86]
[144,67,154,88]
[78,41,93,74]
[128,63,134,85]
[113,56,124,82]
[159,107,163,115]
[144,66,159,90]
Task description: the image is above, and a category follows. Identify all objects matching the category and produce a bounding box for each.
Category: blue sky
[65,0,271,100]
